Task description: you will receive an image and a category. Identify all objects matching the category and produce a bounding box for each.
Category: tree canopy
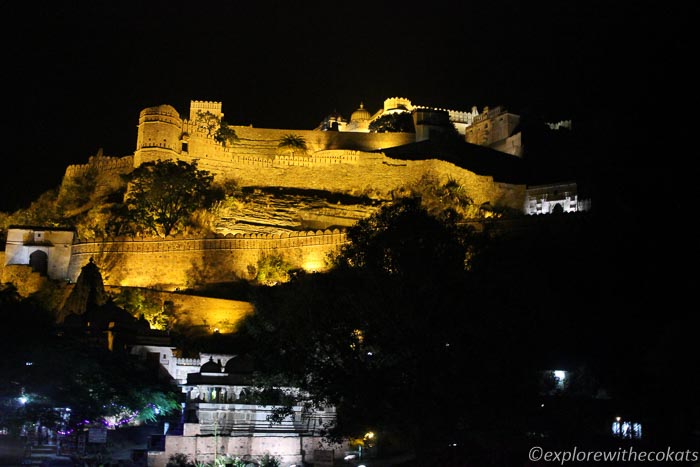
[239,198,541,461]
[0,285,180,435]
[277,134,308,156]
[195,111,239,147]
[368,112,415,133]
[122,159,214,236]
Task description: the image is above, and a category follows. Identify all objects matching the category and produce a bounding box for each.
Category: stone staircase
[22,442,56,466]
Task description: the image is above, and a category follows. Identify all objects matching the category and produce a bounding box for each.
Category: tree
[196,111,239,147]
[195,111,220,137]
[7,189,65,227]
[113,287,175,330]
[0,288,180,435]
[240,199,540,461]
[368,112,415,133]
[122,160,214,236]
[215,123,239,147]
[57,165,99,214]
[277,134,307,156]
[253,252,294,285]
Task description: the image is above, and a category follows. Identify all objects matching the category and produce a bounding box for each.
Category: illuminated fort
[0,98,587,466]
[2,98,583,292]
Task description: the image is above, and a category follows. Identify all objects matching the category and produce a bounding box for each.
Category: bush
[166,452,193,467]
[259,453,281,467]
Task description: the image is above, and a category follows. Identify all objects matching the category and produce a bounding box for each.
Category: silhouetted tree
[240,199,540,462]
[368,112,415,133]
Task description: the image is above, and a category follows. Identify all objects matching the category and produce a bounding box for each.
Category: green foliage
[240,198,542,456]
[57,165,99,213]
[368,112,415,133]
[122,159,214,236]
[259,453,281,467]
[195,111,220,137]
[332,197,475,275]
[214,123,239,147]
[398,172,482,220]
[7,189,65,227]
[0,292,180,432]
[277,134,308,156]
[166,453,193,467]
[196,111,238,147]
[113,288,175,330]
[254,252,293,285]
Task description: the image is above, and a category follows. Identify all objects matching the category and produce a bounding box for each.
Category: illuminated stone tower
[134,104,183,166]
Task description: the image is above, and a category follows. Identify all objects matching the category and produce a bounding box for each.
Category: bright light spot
[344,454,356,461]
[364,431,374,440]
[18,396,27,405]
[25,362,33,366]
[302,256,324,272]
[540,404,545,408]
[553,370,568,389]
[367,351,373,356]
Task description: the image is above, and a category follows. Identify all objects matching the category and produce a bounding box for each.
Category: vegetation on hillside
[277,134,308,157]
[118,160,215,237]
[239,198,524,460]
[195,110,239,147]
[368,111,415,133]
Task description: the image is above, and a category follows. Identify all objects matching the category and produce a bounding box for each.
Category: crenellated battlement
[383,97,413,111]
[64,154,133,176]
[189,100,223,120]
[66,228,349,289]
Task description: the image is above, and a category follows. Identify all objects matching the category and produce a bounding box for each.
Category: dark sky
[0,0,690,212]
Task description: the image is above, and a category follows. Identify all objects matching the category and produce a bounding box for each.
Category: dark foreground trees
[240,199,543,462]
[0,285,180,435]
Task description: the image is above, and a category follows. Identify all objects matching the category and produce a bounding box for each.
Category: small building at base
[141,352,349,467]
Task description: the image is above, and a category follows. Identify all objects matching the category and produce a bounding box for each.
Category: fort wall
[50,101,527,292]
[104,286,254,334]
[63,154,133,197]
[69,229,348,290]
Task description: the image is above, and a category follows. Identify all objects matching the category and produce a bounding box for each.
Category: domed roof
[140,104,180,118]
[351,102,371,122]
[224,354,255,375]
[200,356,222,374]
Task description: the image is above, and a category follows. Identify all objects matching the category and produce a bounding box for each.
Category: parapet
[189,100,223,120]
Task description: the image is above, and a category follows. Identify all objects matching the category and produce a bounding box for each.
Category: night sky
[0,1,690,212]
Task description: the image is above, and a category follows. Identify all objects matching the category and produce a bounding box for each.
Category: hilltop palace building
[2,97,585,291]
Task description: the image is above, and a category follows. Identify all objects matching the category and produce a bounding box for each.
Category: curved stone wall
[68,229,348,289]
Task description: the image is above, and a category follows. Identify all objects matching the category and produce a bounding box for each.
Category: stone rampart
[63,154,133,197]
[170,146,523,206]
[68,229,348,289]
